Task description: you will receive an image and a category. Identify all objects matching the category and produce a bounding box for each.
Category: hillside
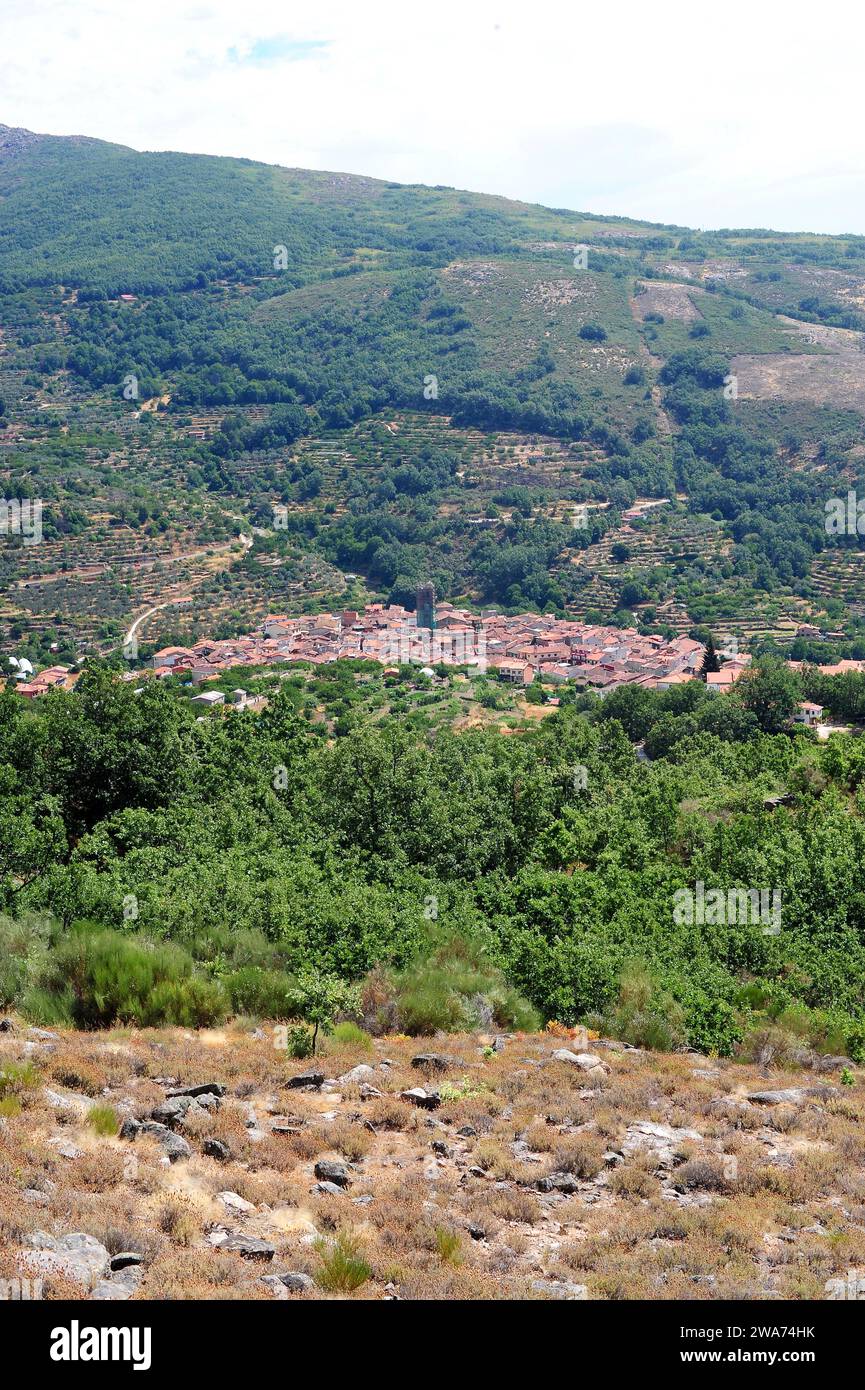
[2,1016,863,1303]
[2,125,865,663]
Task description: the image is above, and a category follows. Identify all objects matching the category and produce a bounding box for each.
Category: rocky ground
[1,1017,864,1301]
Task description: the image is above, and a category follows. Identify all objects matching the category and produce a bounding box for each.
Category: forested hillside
[3,664,865,1063]
[3,125,865,660]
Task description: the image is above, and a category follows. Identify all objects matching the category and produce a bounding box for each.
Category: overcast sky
[2,0,863,235]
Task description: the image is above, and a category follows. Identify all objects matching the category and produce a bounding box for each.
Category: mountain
[2,125,865,665]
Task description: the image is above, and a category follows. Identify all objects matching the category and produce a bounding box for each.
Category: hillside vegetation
[3,126,865,660]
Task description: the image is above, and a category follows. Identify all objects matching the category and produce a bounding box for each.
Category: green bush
[392,932,540,1036]
[28,923,226,1029]
[225,966,293,1020]
[588,963,685,1052]
[315,1232,371,1292]
[87,1104,119,1137]
[329,1020,373,1051]
[0,1061,40,1098]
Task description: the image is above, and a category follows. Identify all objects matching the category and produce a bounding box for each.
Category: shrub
[0,914,51,1008]
[329,1021,373,1051]
[225,966,293,1020]
[87,1104,119,1137]
[315,1232,371,1292]
[28,924,226,1029]
[391,933,540,1036]
[0,1061,39,1099]
[435,1227,463,1266]
[588,962,685,1051]
[579,322,607,342]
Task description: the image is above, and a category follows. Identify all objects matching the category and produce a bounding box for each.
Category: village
[7,589,852,734]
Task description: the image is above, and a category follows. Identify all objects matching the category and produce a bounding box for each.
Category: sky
[1,0,864,235]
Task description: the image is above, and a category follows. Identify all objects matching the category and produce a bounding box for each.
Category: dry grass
[0,1017,862,1300]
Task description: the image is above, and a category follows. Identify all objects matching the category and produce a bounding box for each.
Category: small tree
[285,968,361,1055]
[700,638,721,677]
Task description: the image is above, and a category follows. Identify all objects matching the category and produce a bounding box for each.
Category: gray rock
[91,1266,143,1301]
[339,1064,375,1085]
[203,1138,230,1161]
[314,1160,351,1187]
[457,1124,478,1138]
[151,1095,198,1127]
[119,1117,142,1140]
[622,1121,701,1168]
[43,1087,95,1114]
[165,1082,226,1098]
[110,1252,144,1271]
[23,1188,50,1205]
[312,1181,346,1197]
[537,1171,582,1194]
[531,1278,588,1300]
[431,1140,452,1158]
[0,1018,13,1032]
[192,1092,221,1112]
[260,1274,289,1300]
[747,1086,835,1105]
[220,1232,276,1261]
[138,1122,192,1162]
[286,1071,325,1090]
[20,1232,110,1289]
[552,1049,606,1073]
[219,1190,255,1213]
[359,1083,383,1100]
[280,1271,316,1293]
[47,1138,84,1160]
[400,1087,441,1110]
[411,1053,451,1073]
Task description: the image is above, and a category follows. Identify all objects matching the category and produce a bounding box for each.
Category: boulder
[531,1279,588,1300]
[110,1252,144,1272]
[747,1086,835,1105]
[203,1138,230,1161]
[218,1191,255,1213]
[552,1049,606,1073]
[537,1171,582,1194]
[220,1233,275,1261]
[411,1053,451,1073]
[312,1181,346,1197]
[280,1271,316,1293]
[138,1121,192,1162]
[400,1087,441,1110]
[151,1095,199,1127]
[339,1064,375,1085]
[20,1232,110,1289]
[91,1266,144,1300]
[165,1082,226,1098]
[314,1159,351,1187]
[286,1071,325,1090]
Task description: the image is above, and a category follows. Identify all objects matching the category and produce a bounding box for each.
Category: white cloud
[1,0,863,233]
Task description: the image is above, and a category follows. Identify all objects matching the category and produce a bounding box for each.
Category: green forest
[3,662,865,1060]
